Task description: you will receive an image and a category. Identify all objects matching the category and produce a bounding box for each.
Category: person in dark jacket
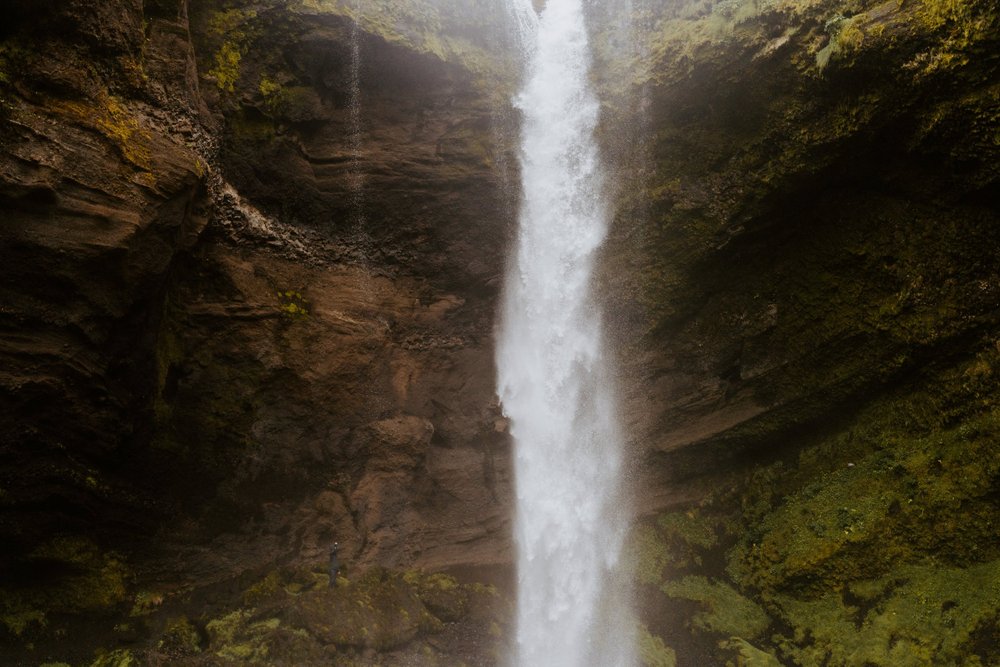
[328,542,341,580]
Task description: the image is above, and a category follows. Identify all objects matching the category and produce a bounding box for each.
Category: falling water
[497,1,633,665]
[347,11,366,234]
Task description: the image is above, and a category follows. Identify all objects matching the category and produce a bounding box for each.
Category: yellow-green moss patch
[89,648,136,667]
[54,92,152,171]
[205,8,259,92]
[772,559,1000,666]
[662,576,771,639]
[638,624,677,667]
[0,535,129,637]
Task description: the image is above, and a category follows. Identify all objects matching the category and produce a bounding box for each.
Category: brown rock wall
[0,0,206,550]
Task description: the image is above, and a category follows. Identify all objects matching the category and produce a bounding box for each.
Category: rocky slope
[0,0,998,665]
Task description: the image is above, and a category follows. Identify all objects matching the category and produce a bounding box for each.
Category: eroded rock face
[1,1,516,661]
[150,241,511,572]
[2,0,999,664]
[0,0,206,553]
[589,0,1000,664]
[591,0,1000,508]
[145,0,518,576]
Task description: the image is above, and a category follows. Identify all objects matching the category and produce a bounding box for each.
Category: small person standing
[328,542,341,580]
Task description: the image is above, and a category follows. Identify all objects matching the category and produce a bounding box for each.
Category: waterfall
[348,11,366,236]
[498,1,633,665]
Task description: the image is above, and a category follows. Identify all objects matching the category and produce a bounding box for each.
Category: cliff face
[0,0,207,554]
[1,0,999,665]
[159,0,517,572]
[1,1,518,663]
[594,0,1000,664]
[598,0,1000,488]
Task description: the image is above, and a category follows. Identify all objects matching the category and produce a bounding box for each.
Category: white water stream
[498,1,633,665]
[348,10,366,232]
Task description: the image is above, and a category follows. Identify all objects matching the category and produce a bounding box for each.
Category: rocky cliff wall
[591,0,1000,664]
[0,0,208,555]
[0,0,998,665]
[1,1,519,663]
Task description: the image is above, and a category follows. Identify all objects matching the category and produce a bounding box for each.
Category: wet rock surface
[0,0,998,664]
[1,0,515,663]
[594,0,1000,664]
[0,0,208,555]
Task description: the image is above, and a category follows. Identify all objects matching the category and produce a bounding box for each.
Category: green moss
[213,618,283,663]
[418,572,459,592]
[212,42,244,92]
[93,96,151,171]
[203,604,324,664]
[914,0,998,64]
[0,536,129,636]
[729,457,902,594]
[89,649,136,667]
[409,571,468,622]
[217,641,266,662]
[189,565,503,664]
[638,625,677,667]
[278,290,310,320]
[159,615,201,654]
[291,567,456,649]
[54,92,152,171]
[278,568,330,595]
[593,0,996,99]
[614,0,1000,663]
[816,16,866,69]
[662,576,771,639]
[720,638,783,667]
[628,524,673,585]
[206,610,251,646]
[628,508,726,585]
[729,399,1000,596]
[706,342,1000,661]
[658,510,720,551]
[618,0,999,361]
[258,75,282,100]
[257,78,322,122]
[918,0,973,28]
[1,608,45,636]
[591,0,820,95]
[772,559,1000,666]
[205,8,259,93]
[244,570,283,606]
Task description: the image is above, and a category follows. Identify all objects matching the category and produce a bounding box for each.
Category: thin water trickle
[498,1,634,665]
[348,12,366,237]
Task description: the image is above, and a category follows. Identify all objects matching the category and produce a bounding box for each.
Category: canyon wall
[593,0,1000,663]
[0,0,997,664]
